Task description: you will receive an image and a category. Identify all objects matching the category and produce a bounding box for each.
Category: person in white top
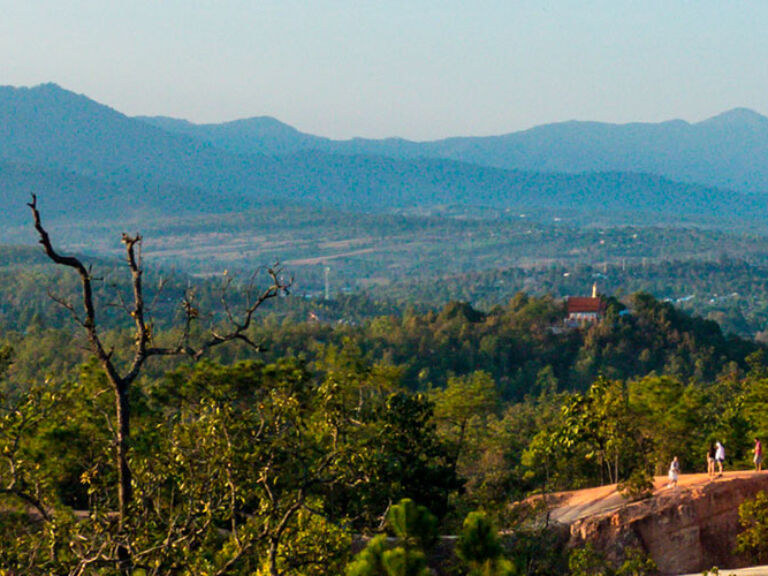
[667,456,680,488]
[715,441,726,477]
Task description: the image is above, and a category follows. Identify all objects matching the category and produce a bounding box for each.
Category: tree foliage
[456,511,515,576]
[345,499,437,576]
[5,224,768,573]
[736,490,768,564]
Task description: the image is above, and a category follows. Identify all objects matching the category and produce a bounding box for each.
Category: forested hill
[295,293,759,398]
[1,244,760,399]
[374,258,768,339]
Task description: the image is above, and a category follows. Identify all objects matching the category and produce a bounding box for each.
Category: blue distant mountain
[142,107,768,193]
[1,83,767,231]
[138,115,332,157]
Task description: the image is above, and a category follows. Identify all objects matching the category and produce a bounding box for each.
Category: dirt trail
[547,470,768,576]
[547,470,762,524]
[679,567,768,575]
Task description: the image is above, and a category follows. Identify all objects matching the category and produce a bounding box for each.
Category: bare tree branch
[28,195,293,566]
[47,289,86,326]
[28,195,117,382]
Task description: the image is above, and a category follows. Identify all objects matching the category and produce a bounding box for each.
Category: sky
[2,1,767,140]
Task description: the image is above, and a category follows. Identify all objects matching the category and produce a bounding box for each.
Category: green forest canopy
[1,242,767,575]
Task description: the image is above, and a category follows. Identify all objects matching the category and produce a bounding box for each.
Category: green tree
[568,544,611,576]
[615,548,657,576]
[736,490,768,563]
[28,195,290,531]
[138,359,352,576]
[0,357,359,575]
[346,535,392,576]
[346,499,436,576]
[456,511,515,576]
[568,544,656,576]
[341,391,461,527]
[556,378,643,487]
[431,371,499,462]
[628,375,704,475]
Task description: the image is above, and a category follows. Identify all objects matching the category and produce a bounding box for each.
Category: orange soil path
[543,470,768,575]
[547,470,765,525]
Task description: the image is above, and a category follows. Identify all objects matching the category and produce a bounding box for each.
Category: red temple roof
[567,297,607,314]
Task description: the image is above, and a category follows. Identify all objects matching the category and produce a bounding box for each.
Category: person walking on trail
[715,441,726,477]
[755,437,763,472]
[667,456,680,488]
[707,443,716,478]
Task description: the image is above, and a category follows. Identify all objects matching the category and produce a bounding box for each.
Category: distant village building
[565,283,607,326]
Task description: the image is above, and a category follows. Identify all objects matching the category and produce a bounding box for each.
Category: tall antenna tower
[324,266,331,300]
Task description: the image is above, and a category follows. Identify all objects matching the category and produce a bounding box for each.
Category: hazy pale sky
[2,1,767,140]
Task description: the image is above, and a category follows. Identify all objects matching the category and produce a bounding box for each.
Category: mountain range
[141,105,768,194]
[1,83,768,235]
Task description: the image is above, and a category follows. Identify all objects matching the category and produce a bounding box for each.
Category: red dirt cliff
[540,471,768,575]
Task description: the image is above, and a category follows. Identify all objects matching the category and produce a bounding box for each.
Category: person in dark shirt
[707,444,716,478]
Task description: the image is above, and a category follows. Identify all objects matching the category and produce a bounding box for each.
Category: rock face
[546,472,768,575]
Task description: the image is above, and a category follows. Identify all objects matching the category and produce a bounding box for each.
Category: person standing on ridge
[715,441,726,477]
[754,437,763,472]
[667,456,680,488]
[707,443,716,478]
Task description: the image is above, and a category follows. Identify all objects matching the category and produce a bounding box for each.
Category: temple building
[565,283,607,326]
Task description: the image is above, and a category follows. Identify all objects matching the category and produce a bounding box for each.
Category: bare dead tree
[28,194,291,526]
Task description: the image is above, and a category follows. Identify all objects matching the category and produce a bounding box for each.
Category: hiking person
[715,441,725,477]
[755,437,763,472]
[667,456,680,488]
[707,443,716,478]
